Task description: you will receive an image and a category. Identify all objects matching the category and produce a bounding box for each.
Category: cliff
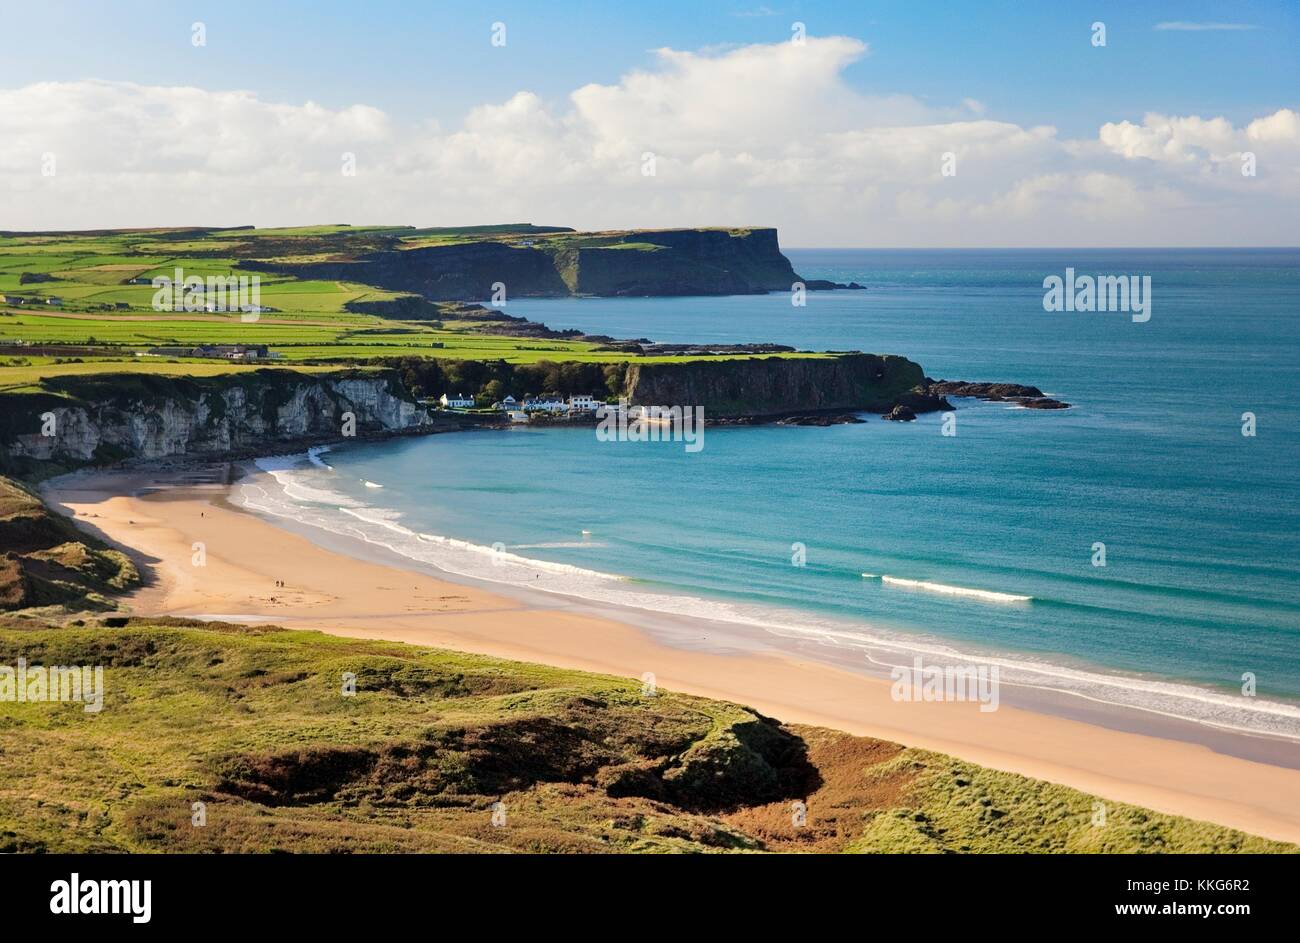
[0,369,431,475]
[566,229,798,296]
[622,354,925,418]
[246,227,800,301]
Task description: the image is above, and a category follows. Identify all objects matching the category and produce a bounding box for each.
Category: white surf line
[861,652,1300,742]
[879,575,1032,604]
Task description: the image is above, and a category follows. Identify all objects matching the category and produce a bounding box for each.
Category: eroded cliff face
[0,355,939,477]
[1,370,430,469]
[622,354,926,418]
[247,228,800,301]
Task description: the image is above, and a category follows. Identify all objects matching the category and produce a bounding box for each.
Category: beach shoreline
[41,461,1300,844]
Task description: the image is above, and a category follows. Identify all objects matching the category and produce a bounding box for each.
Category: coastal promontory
[245,226,803,300]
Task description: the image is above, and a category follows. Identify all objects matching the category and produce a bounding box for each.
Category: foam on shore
[235,454,1300,743]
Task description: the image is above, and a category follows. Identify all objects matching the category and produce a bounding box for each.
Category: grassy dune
[0,618,1288,854]
[0,477,138,611]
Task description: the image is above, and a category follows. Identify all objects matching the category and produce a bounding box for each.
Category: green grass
[0,477,138,610]
[0,619,1288,854]
[0,225,817,393]
[0,360,364,393]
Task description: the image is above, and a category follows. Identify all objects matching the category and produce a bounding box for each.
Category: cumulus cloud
[1097,110,1300,166]
[0,38,1296,245]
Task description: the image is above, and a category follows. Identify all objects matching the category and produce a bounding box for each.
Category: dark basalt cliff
[568,229,798,296]
[622,354,925,419]
[247,228,800,301]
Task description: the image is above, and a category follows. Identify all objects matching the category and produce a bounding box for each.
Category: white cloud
[1098,113,1241,163]
[1098,109,1300,203]
[1247,108,1300,142]
[0,39,1296,246]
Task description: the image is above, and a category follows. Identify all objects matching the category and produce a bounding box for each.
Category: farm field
[0,225,816,388]
[0,359,362,394]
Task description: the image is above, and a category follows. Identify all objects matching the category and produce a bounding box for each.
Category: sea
[236,248,1300,742]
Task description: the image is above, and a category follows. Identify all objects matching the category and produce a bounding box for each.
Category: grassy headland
[0,224,824,398]
[0,618,1287,854]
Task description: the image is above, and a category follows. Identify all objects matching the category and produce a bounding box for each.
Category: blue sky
[10,0,1296,135]
[1,1,1297,244]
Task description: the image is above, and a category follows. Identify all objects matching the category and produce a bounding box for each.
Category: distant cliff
[622,354,925,418]
[0,355,944,476]
[566,229,798,296]
[0,370,431,475]
[246,228,801,301]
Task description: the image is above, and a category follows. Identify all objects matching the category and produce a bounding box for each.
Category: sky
[1,0,1297,246]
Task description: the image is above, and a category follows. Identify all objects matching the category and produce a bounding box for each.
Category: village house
[193,344,269,361]
[439,393,475,409]
[567,394,600,413]
[45,296,63,306]
[2,295,24,305]
[522,395,567,413]
[491,395,519,410]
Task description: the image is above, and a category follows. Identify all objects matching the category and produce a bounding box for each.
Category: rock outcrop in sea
[920,379,1070,410]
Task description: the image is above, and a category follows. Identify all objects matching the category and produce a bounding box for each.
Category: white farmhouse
[567,394,600,413]
[439,393,475,409]
[522,395,567,413]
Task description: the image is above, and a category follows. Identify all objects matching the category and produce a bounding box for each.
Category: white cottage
[522,395,567,413]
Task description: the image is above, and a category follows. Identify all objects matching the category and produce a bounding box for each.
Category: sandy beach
[42,464,1300,844]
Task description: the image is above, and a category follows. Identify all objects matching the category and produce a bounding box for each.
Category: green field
[0,359,365,394]
[0,226,817,389]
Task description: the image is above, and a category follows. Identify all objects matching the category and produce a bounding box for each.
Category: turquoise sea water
[240,249,1300,738]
